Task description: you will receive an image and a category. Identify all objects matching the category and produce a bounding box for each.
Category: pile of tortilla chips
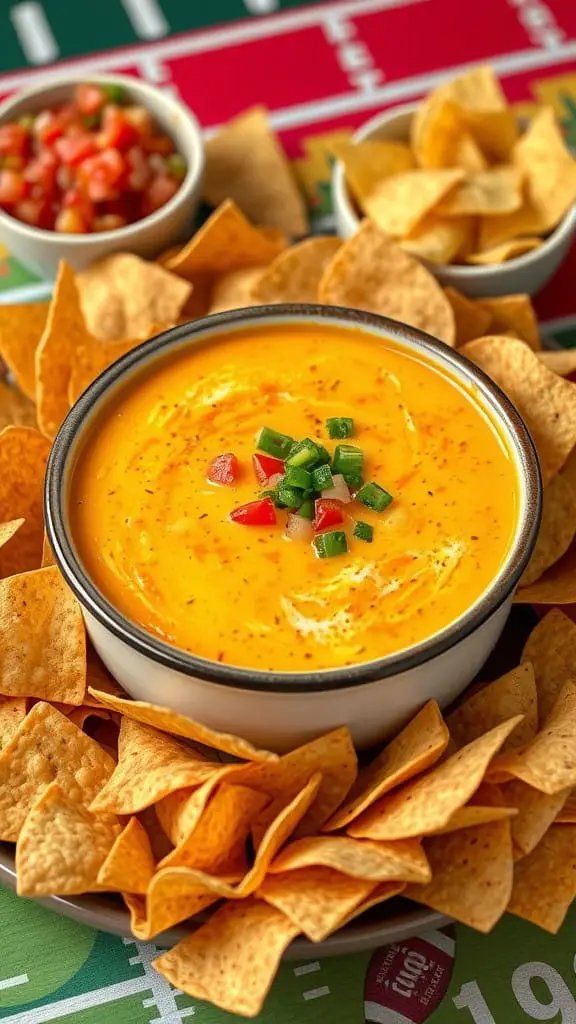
[332,65,576,265]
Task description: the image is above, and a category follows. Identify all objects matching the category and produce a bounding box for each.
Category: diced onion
[321,473,352,504]
[285,513,314,542]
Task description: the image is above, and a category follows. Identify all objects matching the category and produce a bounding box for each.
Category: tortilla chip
[0,301,49,400]
[475,295,540,349]
[0,379,37,430]
[490,681,576,795]
[364,168,464,237]
[340,882,406,929]
[318,221,455,345]
[16,782,120,896]
[159,784,269,873]
[515,540,576,604]
[430,803,517,836]
[35,261,88,438]
[90,717,237,814]
[478,195,544,252]
[466,238,542,264]
[40,530,55,568]
[401,216,474,265]
[209,267,266,314]
[0,701,115,841]
[508,825,576,933]
[438,166,522,217]
[522,610,576,724]
[324,701,448,831]
[331,139,416,203]
[68,335,143,406]
[461,335,576,483]
[445,287,492,345]
[0,696,27,750]
[538,349,576,377]
[156,780,222,846]
[232,726,357,840]
[556,789,576,823]
[514,107,576,233]
[268,835,431,884]
[519,473,576,587]
[252,236,341,303]
[258,867,376,944]
[446,664,538,752]
[76,254,191,342]
[97,816,155,894]
[167,200,286,280]
[348,716,523,841]
[412,99,488,170]
[153,898,300,1016]
[406,820,513,932]
[0,426,50,576]
[0,566,85,704]
[203,107,308,237]
[125,868,222,940]
[138,805,174,861]
[502,779,568,857]
[87,687,277,763]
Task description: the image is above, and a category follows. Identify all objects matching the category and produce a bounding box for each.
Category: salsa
[69,322,519,672]
[0,83,187,233]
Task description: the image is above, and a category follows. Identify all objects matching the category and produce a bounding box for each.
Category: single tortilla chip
[324,701,448,831]
[76,254,191,342]
[209,267,267,314]
[401,216,474,266]
[515,106,576,233]
[521,609,576,724]
[0,567,85,704]
[0,379,37,430]
[445,287,492,345]
[40,531,55,568]
[437,166,522,217]
[412,99,489,170]
[430,803,517,836]
[16,782,120,897]
[126,868,222,940]
[538,349,576,377]
[0,701,115,841]
[556,789,576,823]
[268,835,431,884]
[478,195,544,252]
[406,820,513,933]
[340,882,406,929]
[0,301,49,400]
[97,816,155,894]
[466,238,542,264]
[90,717,238,814]
[203,107,308,237]
[87,687,277,763]
[258,867,376,944]
[319,221,455,346]
[502,779,568,857]
[461,335,576,483]
[515,540,576,605]
[347,716,523,841]
[232,726,357,840]
[489,681,576,795]
[0,696,27,750]
[475,295,540,349]
[167,200,286,279]
[153,898,300,1017]
[446,664,538,752]
[519,473,576,587]
[251,236,341,304]
[35,261,88,438]
[156,780,223,847]
[0,426,51,576]
[508,825,576,933]
[364,167,464,237]
[159,784,269,874]
[331,139,416,203]
[68,334,143,406]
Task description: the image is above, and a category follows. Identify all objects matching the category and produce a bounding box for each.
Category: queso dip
[70,322,519,672]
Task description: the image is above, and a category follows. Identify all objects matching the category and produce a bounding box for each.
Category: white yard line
[0,974,29,991]
[0,281,51,304]
[120,0,169,41]
[9,2,59,65]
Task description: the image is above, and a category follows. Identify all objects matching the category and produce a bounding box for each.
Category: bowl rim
[0,72,204,246]
[45,303,542,693]
[331,100,576,276]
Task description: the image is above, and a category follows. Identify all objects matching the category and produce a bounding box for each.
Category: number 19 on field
[453,960,576,1021]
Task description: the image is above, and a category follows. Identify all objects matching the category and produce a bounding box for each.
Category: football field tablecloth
[1,1,576,1020]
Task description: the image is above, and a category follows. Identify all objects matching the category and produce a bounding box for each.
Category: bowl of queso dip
[45,305,541,750]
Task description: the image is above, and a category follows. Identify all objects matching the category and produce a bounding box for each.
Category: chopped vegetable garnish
[356,481,393,512]
[332,444,363,485]
[259,489,277,501]
[207,453,239,486]
[353,520,374,542]
[313,530,348,558]
[314,499,344,532]
[102,83,126,103]
[311,464,333,491]
[252,452,285,486]
[277,485,304,509]
[285,512,314,542]
[298,499,315,520]
[286,438,322,469]
[256,426,294,459]
[327,417,354,439]
[285,466,312,490]
[315,444,332,467]
[230,497,276,526]
[321,473,352,504]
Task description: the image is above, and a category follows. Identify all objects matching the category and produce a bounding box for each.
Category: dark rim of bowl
[45,304,542,693]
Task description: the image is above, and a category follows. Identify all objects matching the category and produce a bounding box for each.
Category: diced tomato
[98,105,139,151]
[34,106,74,145]
[208,453,240,486]
[230,497,276,526]
[0,169,28,205]
[313,499,344,532]
[0,123,29,157]
[142,133,175,156]
[78,147,125,201]
[23,150,57,194]
[125,146,151,191]
[62,187,94,225]
[55,134,98,167]
[123,105,154,136]
[252,453,285,486]
[75,84,105,116]
[13,198,46,227]
[142,173,179,215]
[54,207,87,233]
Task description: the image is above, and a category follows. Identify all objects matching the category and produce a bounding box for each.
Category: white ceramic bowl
[332,102,576,298]
[45,306,541,753]
[0,75,205,278]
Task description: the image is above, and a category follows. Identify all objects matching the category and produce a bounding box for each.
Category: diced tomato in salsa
[207,453,239,486]
[313,499,344,532]
[252,453,285,486]
[0,83,187,233]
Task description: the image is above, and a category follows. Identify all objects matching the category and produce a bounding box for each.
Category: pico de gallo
[0,82,187,233]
